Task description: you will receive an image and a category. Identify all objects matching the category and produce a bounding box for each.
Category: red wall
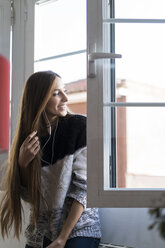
[0,55,10,152]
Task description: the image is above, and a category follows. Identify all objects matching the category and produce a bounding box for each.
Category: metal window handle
[88,52,122,61]
[88,52,122,78]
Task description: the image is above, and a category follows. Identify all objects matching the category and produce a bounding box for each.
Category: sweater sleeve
[67,146,87,208]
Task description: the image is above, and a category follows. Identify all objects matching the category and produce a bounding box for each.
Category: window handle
[88,52,122,78]
[88,52,122,61]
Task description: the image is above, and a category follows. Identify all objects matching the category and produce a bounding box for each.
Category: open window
[87,0,165,207]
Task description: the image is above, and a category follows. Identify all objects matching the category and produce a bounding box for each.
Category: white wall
[99,208,165,248]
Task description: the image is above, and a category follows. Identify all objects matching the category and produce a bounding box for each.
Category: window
[11,0,87,129]
[34,0,87,114]
[12,0,165,207]
[87,0,165,207]
[34,0,86,83]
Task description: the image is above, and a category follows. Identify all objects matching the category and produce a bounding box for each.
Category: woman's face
[45,76,68,120]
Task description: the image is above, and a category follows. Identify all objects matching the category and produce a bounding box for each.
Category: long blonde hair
[0,71,60,239]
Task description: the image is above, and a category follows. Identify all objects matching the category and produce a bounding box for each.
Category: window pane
[102,1,165,190]
[115,106,165,188]
[114,23,165,102]
[34,53,86,83]
[115,0,165,19]
[35,0,86,60]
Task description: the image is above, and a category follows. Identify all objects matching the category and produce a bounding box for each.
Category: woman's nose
[62,92,68,102]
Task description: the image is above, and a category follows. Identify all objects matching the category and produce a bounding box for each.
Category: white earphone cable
[41,111,58,165]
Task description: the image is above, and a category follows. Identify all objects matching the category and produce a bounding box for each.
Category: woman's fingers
[27,136,39,150]
[34,144,40,155]
[26,139,40,156]
[22,131,39,151]
[18,131,40,168]
[24,130,37,146]
[32,140,40,153]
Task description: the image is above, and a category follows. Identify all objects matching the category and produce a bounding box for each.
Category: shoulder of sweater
[57,114,86,150]
[60,114,86,131]
[66,114,86,123]
[69,114,86,128]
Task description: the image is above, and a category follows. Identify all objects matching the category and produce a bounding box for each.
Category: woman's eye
[53,92,60,96]
[52,89,67,97]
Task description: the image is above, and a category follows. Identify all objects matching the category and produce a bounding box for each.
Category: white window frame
[0,0,11,59]
[87,0,165,208]
[11,0,35,139]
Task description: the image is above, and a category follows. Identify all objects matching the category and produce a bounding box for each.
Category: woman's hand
[46,237,66,248]
[18,131,40,168]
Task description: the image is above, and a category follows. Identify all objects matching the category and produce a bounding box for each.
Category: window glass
[35,0,86,61]
[102,1,165,189]
[114,23,165,102]
[34,53,86,83]
[34,0,86,85]
[115,106,165,188]
[115,0,165,19]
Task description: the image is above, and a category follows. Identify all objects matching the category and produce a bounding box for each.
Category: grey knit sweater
[21,115,101,248]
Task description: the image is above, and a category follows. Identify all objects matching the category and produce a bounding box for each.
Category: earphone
[41,110,52,151]
[44,109,51,135]
[49,126,51,136]
[41,110,59,165]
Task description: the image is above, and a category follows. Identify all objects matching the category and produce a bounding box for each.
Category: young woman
[0,71,101,248]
